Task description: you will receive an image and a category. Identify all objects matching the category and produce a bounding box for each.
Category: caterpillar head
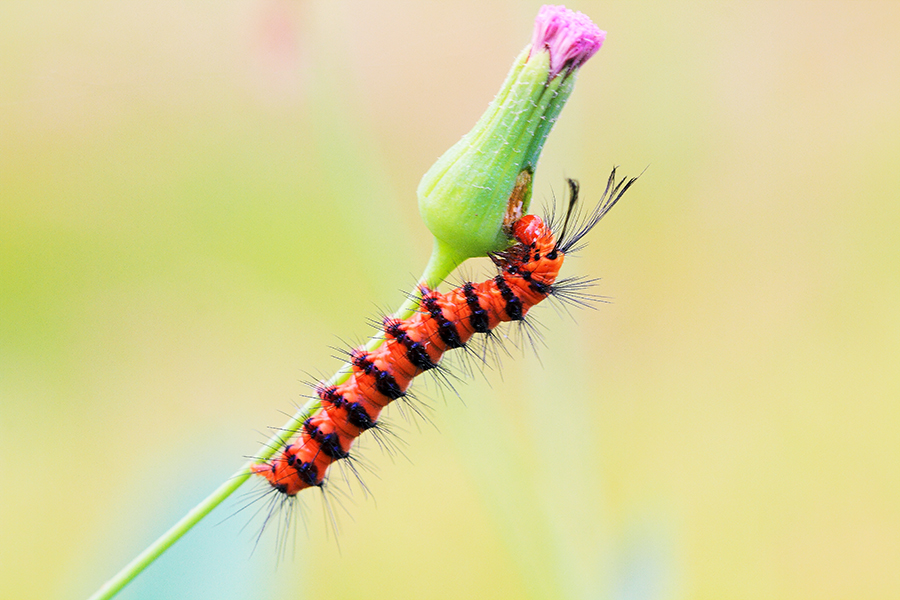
[511,214,551,247]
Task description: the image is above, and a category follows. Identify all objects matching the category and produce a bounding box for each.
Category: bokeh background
[2,2,898,599]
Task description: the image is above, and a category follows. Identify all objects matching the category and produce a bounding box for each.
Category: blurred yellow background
[2,2,898,599]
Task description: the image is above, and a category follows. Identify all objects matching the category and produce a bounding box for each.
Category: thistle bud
[417,5,606,268]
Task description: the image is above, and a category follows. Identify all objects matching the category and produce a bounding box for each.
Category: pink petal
[530,5,606,79]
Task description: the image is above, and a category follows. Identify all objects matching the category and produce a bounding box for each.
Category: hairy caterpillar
[251,168,635,503]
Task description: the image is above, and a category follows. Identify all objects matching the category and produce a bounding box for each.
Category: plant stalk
[86,242,463,600]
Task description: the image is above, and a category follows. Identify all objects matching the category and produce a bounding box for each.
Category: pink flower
[418,5,608,260]
[530,5,606,80]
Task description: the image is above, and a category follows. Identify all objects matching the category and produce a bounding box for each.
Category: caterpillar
[251,168,636,502]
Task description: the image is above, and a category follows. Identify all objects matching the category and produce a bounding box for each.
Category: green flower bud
[417,5,606,274]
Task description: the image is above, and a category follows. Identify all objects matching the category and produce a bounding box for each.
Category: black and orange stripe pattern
[251,169,636,497]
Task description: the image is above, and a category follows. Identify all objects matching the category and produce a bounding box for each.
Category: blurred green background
[2,2,898,599]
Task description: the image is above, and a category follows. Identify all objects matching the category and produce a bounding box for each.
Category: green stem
[87,239,465,600]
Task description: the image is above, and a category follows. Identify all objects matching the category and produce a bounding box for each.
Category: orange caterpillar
[252,168,636,497]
